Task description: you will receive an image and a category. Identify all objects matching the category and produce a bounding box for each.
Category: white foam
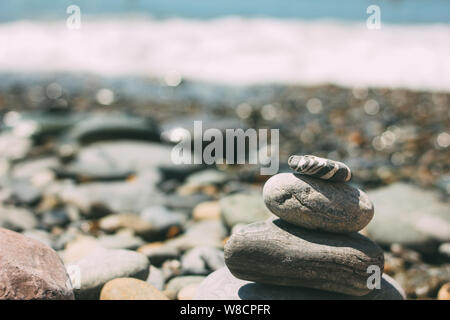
[0,17,449,91]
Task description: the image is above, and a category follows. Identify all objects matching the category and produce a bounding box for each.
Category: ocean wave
[0,17,449,91]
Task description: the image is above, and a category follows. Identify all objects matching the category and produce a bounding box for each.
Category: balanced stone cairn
[198,155,406,299]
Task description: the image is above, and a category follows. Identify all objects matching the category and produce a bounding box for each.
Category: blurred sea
[0,0,449,91]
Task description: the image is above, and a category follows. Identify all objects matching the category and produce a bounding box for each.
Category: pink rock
[0,228,74,300]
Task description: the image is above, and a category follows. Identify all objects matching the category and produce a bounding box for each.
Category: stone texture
[195,267,405,300]
[394,265,450,299]
[177,283,200,300]
[71,247,150,299]
[263,173,374,233]
[0,206,38,231]
[224,218,384,296]
[181,246,225,275]
[193,201,221,221]
[288,155,352,182]
[0,228,74,300]
[367,183,450,253]
[437,282,450,300]
[147,266,165,291]
[164,275,206,300]
[166,220,227,251]
[220,192,273,229]
[137,242,180,266]
[100,278,168,300]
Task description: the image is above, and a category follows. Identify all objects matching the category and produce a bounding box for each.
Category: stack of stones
[196,155,405,300]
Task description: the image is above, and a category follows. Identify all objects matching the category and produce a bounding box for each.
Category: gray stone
[140,206,187,235]
[99,213,169,241]
[71,248,150,300]
[181,246,225,275]
[185,169,228,187]
[9,179,42,205]
[41,209,70,228]
[147,266,165,291]
[61,141,172,179]
[394,265,450,299]
[225,218,384,296]
[220,192,273,229]
[161,259,183,281]
[0,206,38,231]
[138,243,180,267]
[263,173,374,233]
[0,228,74,300]
[59,114,159,159]
[11,156,59,181]
[439,243,450,260]
[366,183,450,253]
[195,267,405,300]
[0,133,32,161]
[164,275,206,300]
[55,170,164,215]
[96,233,145,250]
[166,220,227,251]
[164,193,212,213]
[22,229,55,248]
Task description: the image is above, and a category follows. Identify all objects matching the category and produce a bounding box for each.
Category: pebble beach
[0,0,449,301]
[0,78,449,300]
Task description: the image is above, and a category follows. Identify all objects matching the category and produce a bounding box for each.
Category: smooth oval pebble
[263,173,374,233]
[288,155,351,182]
[195,267,405,300]
[100,278,168,300]
[177,283,200,300]
[437,282,450,300]
[224,218,384,296]
[72,248,150,300]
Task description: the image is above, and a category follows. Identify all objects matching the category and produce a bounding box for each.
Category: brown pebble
[437,282,450,300]
[100,278,168,300]
[193,201,221,221]
[177,283,200,300]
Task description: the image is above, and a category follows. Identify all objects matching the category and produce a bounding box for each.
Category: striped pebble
[288,155,351,182]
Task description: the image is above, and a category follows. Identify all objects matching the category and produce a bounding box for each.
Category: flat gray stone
[166,220,227,251]
[71,248,149,300]
[62,141,172,178]
[225,218,384,296]
[96,233,145,250]
[196,267,405,300]
[220,192,273,229]
[263,173,373,233]
[0,206,38,231]
[367,183,450,253]
[164,275,206,300]
[147,266,165,291]
[181,246,225,275]
[55,170,164,215]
